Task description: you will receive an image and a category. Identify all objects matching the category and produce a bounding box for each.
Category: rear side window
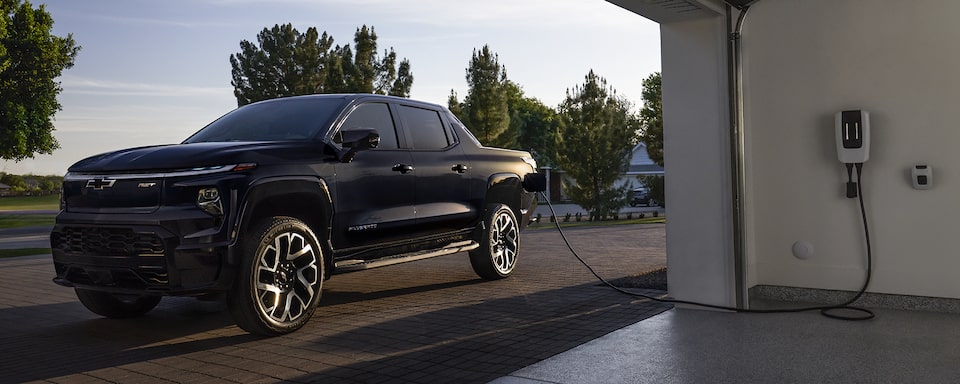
[339,103,399,150]
[397,105,450,150]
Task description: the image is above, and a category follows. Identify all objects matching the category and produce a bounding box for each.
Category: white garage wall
[743,0,960,298]
[662,15,737,307]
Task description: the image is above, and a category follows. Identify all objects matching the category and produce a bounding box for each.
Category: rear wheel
[470,204,520,280]
[75,289,161,318]
[228,216,324,336]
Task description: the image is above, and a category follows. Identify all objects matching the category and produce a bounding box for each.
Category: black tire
[228,216,324,336]
[75,288,161,318]
[470,204,520,280]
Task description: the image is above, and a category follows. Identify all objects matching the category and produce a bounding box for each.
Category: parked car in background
[630,187,658,207]
[50,94,545,335]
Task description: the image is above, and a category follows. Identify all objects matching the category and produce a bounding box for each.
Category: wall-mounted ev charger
[835,110,870,164]
[836,110,870,198]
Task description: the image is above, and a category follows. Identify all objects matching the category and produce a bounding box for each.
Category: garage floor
[492,305,960,383]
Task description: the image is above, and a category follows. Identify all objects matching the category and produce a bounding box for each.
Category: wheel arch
[232,176,334,274]
[484,173,523,218]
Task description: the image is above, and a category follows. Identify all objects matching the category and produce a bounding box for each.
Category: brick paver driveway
[1,224,670,383]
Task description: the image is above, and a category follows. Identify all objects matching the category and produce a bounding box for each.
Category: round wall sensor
[792,241,814,260]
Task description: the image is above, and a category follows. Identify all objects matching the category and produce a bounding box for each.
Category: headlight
[197,187,223,216]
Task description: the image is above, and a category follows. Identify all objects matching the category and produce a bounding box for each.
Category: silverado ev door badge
[85,178,117,190]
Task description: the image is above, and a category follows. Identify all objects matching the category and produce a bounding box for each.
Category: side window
[339,103,399,150]
[397,105,450,150]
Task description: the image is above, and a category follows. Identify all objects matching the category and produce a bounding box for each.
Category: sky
[2,0,660,175]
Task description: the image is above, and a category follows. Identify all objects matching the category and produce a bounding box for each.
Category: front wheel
[470,204,520,280]
[228,217,324,336]
[75,289,161,318]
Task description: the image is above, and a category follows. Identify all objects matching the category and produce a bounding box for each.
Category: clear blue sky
[2,0,660,175]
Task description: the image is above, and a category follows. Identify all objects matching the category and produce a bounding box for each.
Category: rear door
[332,102,416,250]
[395,104,474,233]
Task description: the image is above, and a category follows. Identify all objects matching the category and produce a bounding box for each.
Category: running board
[333,240,479,273]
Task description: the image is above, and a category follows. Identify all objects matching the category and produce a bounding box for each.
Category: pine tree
[640,72,663,166]
[557,70,640,220]
[230,24,413,106]
[450,45,511,147]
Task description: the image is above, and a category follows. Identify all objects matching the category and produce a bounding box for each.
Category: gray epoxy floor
[492,306,960,384]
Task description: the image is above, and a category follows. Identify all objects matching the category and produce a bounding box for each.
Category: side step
[333,240,479,273]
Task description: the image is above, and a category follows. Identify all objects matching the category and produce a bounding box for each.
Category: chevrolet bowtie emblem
[85,178,117,190]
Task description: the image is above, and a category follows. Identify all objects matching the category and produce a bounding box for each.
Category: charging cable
[540,163,873,320]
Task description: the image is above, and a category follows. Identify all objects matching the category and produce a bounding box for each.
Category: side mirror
[337,128,380,163]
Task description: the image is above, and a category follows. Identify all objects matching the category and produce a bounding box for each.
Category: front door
[332,102,416,250]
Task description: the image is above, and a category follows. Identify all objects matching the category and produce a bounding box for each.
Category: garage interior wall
[743,0,960,299]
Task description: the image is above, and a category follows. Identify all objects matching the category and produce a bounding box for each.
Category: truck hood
[67,141,324,173]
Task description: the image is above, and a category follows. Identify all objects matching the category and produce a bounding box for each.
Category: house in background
[618,142,664,190]
[0,183,10,197]
[541,142,664,203]
[611,0,960,309]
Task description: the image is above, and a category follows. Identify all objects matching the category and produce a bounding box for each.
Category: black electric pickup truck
[51,94,545,335]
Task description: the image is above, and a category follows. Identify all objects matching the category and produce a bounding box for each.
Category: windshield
[183,97,346,143]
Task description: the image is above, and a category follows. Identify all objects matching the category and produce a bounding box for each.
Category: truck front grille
[51,227,169,289]
[52,227,165,256]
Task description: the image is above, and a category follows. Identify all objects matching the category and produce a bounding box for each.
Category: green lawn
[0,214,56,229]
[0,195,60,211]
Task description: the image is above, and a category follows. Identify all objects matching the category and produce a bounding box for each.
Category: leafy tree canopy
[0,0,80,161]
[556,70,640,220]
[230,24,413,106]
[504,81,560,168]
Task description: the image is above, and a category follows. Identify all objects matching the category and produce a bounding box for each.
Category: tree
[230,24,412,106]
[0,0,80,161]
[504,81,560,167]
[556,70,640,220]
[639,72,663,166]
[323,25,413,97]
[638,72,664,207]
[0,173,25,189]
[448,45,511,147]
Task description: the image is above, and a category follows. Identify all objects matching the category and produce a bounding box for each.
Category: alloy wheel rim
[253,231,319,325]
[491,211,518,274]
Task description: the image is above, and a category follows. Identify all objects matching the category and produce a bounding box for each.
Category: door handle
[392,164,415,174]
[452,164,469,173]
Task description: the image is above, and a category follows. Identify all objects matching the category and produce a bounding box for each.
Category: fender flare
[228,176,334,265]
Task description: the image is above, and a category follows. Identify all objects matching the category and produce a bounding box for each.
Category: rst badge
[85,178,116,190]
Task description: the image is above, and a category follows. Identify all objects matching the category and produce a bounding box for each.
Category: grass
[0,214,56,229]
[529,216,665,230]
[0,195,60,211]
[0,248,50,258]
